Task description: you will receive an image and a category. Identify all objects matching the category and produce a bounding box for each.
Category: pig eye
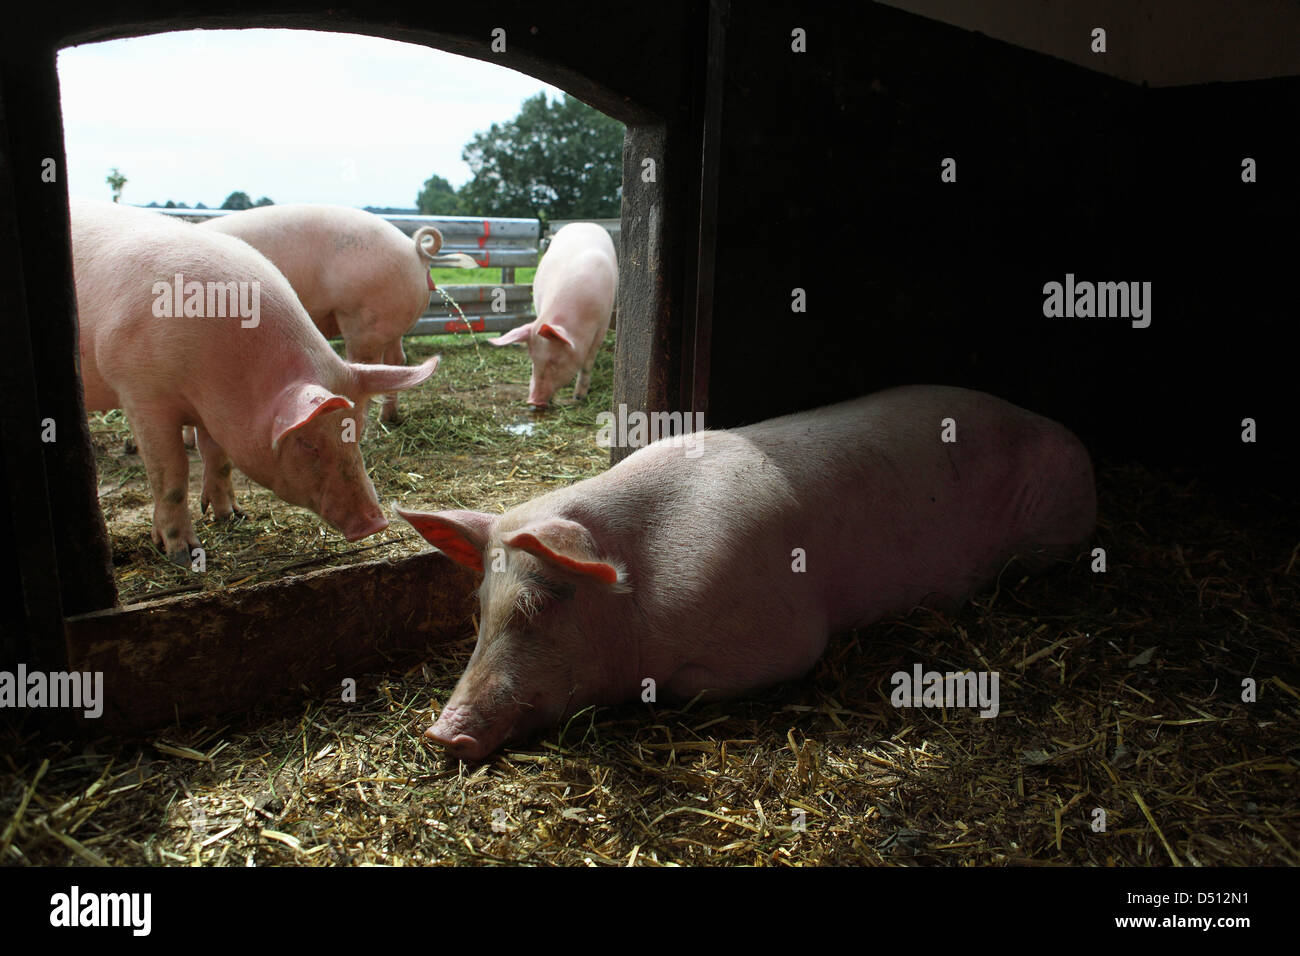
[542,579,576,603]
[295,434,321,456]
[515,574,574,618]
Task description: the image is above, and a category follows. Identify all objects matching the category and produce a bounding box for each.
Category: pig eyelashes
[515,574,575,618]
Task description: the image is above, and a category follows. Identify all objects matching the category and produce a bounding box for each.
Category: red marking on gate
[443,317,485,333]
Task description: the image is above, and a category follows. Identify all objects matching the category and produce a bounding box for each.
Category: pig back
[534,224,617,319]
[200,204,426,327]
[736,386,1096,631]
[71,200,342,417]
[528,385,1093,696]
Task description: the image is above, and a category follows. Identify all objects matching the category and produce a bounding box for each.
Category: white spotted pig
[397,385,1096,761]
[72,199,438,566]
[200,204,469,425]
[490,222,617,407]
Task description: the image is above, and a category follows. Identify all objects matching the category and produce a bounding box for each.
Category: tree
[253,196,274,207]
[416,174,463,215]
[106,168,127,203]
[457,92,624,222]
[220,191,253,210]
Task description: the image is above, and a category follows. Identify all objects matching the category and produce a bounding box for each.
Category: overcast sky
[58,28,567,209]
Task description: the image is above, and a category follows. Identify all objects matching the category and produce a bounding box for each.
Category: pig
[490,222,617,408]
[72,198,439,566]
[397,386,1096,761]
[199,204,472,426]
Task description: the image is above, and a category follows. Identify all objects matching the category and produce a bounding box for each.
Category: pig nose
[425,724,487,761]
[343,514,388,542]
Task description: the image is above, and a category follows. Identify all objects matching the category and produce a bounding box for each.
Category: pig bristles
[514,584,546,621]
[513,562,630,620]
[609,564,631,594]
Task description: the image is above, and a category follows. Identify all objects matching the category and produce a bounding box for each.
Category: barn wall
[706,3,1300,490]
[879,0,1300,86]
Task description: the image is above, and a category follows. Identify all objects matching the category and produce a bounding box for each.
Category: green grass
[429,267,537,285]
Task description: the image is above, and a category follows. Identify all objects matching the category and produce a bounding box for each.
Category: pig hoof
[201,495,242,520]
[163,544,197,568]
[122,437,138,455]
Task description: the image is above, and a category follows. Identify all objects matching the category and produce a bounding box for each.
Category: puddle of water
[504,422,537,436]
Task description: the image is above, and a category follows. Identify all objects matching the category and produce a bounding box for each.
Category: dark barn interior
[1,0,1296,870]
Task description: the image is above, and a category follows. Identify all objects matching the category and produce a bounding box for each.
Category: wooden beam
[687,0,728,424]
[65,550,478,734]
[612,121,679,464]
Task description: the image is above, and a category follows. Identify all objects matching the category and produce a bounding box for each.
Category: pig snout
[426,668,541,761]
[526,377,554,409]
[340,510,388,542]
[426,708,493,762]
[427,700,525,762]
[317,473,388,542]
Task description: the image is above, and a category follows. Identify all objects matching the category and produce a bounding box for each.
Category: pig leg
[128,406,200,567]
[196,425,242,521]
[572,339,602,401]
[128,426,194,454]
[378,338,406,424]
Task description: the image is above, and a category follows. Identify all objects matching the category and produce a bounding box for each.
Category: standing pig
[200,204,470,425]
[72,199,439,566]
[397,386,1096,760]
[490,222,617,407]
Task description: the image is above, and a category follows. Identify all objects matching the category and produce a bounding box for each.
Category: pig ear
[536,323,576,350]
[395,506,493,573]
[271,384,354,451]
[351,355,439,398]
[502,518,624,588]
[490,324,533,347]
